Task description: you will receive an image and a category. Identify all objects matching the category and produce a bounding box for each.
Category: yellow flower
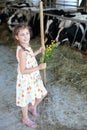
[43,40,56,62]
[40,41,60,63]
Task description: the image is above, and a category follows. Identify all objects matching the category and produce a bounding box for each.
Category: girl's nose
[24,34,27,38]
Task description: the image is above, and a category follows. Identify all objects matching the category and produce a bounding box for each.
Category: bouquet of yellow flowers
[41,40,60,63]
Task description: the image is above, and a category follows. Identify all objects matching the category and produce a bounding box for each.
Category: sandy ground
[0,44,87,130]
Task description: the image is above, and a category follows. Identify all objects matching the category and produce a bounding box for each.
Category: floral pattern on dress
[16,46,47,107]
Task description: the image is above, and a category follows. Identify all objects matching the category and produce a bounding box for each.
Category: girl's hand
[34,46,45,56]
[39,46,45,53]
[39,63,46,70]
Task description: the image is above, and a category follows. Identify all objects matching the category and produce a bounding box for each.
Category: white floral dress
[16,46,47,107]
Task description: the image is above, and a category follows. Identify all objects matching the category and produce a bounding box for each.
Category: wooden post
[39,1,46,86]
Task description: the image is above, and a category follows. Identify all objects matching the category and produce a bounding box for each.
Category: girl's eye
[19,33,25,36]
[20,34,24,36]
[19,33,29,36]
[27,33,29,35]
[26,32,29,35]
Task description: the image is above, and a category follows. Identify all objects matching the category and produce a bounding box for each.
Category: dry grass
[47,45,87,92]
[30,36,87,93]
[0,23,87,93]
[0,24,87,129]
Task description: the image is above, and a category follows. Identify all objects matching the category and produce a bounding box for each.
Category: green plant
[41,40,60,63]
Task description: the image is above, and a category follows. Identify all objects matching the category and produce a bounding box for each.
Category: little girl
[14,24,47,128]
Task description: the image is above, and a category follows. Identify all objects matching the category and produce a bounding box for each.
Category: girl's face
[15,28,30,46]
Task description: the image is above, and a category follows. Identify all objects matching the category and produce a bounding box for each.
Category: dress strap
[16,46,21,62]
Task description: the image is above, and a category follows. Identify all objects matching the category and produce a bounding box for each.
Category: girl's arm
[18,49,46,74]
[34,46,45,56]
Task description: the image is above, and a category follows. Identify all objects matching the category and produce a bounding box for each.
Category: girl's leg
[29,93,47,116]
[21,105,28,119]
[21,105,37,128]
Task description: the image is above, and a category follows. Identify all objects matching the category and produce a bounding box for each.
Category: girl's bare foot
[28,106,39,117]
[22,118,37,128]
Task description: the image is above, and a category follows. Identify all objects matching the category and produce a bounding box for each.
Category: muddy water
[0,43,87,130]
